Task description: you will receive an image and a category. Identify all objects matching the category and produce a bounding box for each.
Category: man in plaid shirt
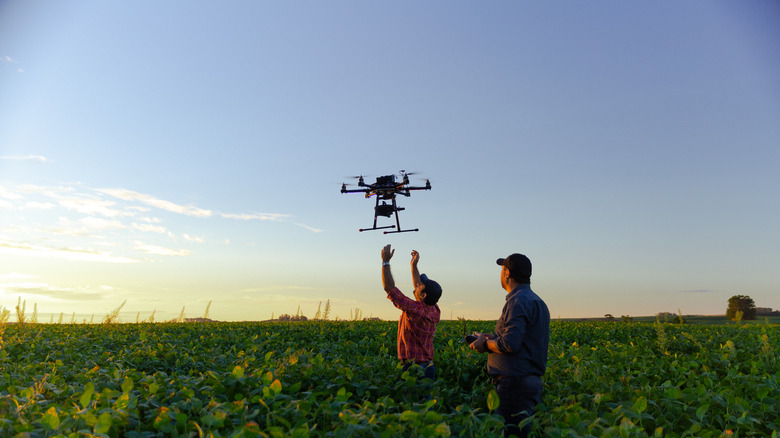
[381,244,442,380]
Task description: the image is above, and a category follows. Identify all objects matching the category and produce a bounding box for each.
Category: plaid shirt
[387,287,441,362]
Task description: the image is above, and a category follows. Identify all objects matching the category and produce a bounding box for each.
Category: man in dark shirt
[470,253,550,437]
[381,244,442,380]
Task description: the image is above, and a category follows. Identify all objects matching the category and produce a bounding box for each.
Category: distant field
[562,314,780,325]
[1,319,778,436]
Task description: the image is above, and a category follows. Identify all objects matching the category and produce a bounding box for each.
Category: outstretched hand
[411,250,420,266]
[381,244,395,263]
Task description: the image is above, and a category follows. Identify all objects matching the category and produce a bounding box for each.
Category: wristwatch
[382,262,390,267]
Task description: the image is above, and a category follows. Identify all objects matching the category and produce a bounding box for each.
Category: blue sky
[1,1,779,322]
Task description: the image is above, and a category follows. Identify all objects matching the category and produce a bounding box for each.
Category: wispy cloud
[0,273,36,281]
[132,223,172,236]
[294,223,323,233]
[99,188,212,217]
[219,212,289,221]
[0,155,47,162]
[0,281,108,301]
[1,56,24,73]
[218,213,323,233]
[133,241,191,257]
[23,202,56,210]
[183,233,204,243]
[2,182,321,267]
[59,198,124,218]
[0,240,138,263]
[0,186,24,200]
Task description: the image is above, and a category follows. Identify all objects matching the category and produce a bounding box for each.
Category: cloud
[0,273,35,281]
[219,212,289,221]
[132,223,171,235]
[218,212,323,233]
[0,155,47,162]
[294,223,323,233]
[133,241,191,256]
[98,188,212,217]
[23,201,55,210]
[58,198,124,218]
[79,217,126,230]
[0,281,107,301]
[0,240,138,263]
[183,233,204,243]
[0,186,23,200]
[1,56,23,73]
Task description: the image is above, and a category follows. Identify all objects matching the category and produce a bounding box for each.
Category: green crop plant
[0,319,777,436]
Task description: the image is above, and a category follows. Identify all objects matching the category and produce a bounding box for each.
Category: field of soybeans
[1,319,777,437]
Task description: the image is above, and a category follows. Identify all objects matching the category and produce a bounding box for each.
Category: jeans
[493,375,543,438]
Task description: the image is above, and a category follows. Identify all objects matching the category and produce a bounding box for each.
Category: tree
[727,295,756,321]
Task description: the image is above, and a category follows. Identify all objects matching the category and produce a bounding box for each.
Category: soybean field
[1,320,778,437]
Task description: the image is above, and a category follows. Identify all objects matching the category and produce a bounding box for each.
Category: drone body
[341,171,431,234]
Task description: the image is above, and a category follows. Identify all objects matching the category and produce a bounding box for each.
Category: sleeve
[386,287,422,314]
[494,301,528,354]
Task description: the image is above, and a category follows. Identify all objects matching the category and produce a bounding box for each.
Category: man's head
[496,253,532,286]
[415,273,442,306]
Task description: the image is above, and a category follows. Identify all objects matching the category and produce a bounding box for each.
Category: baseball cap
[496,253,532,280]
[420,273,442,304]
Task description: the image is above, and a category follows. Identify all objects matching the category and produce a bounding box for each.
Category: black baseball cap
[496,253,532,280]
[420,273,442,304]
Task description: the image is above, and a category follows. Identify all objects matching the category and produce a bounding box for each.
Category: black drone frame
[341,172,431,234]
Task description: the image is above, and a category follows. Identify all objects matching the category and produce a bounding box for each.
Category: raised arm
[411,250,422,288]
[381,244,395,292]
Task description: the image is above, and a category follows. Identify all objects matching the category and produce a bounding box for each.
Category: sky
[1,1,779,323]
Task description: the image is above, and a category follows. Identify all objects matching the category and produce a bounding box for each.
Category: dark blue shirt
[487,284,550,377]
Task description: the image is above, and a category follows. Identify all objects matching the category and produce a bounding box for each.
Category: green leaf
[487,389,500,412]
[400,410,420,422]
[95,412,112,434]
[41,407,60,430]
[232,365,244,379]
[633,396,648,414]
[115,392,130,410]
[695,403,709,421]
[121,377,134,393]
[80,382,95,409]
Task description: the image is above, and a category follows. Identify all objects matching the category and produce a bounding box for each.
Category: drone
[341,170,431,234]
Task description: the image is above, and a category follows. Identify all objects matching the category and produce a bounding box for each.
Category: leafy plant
[0,319,776,437]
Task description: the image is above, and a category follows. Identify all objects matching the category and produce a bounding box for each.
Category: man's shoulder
[507,286,548,314]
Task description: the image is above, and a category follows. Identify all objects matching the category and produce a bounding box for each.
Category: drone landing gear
[358,198,420,234]
[359,225,395,232]
[384,228,418,235]
[358,226,419,234]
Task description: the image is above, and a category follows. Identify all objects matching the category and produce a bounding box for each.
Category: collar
[506,283,531,301]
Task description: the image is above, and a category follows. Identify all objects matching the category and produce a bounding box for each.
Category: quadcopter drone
[341,170,431,234]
